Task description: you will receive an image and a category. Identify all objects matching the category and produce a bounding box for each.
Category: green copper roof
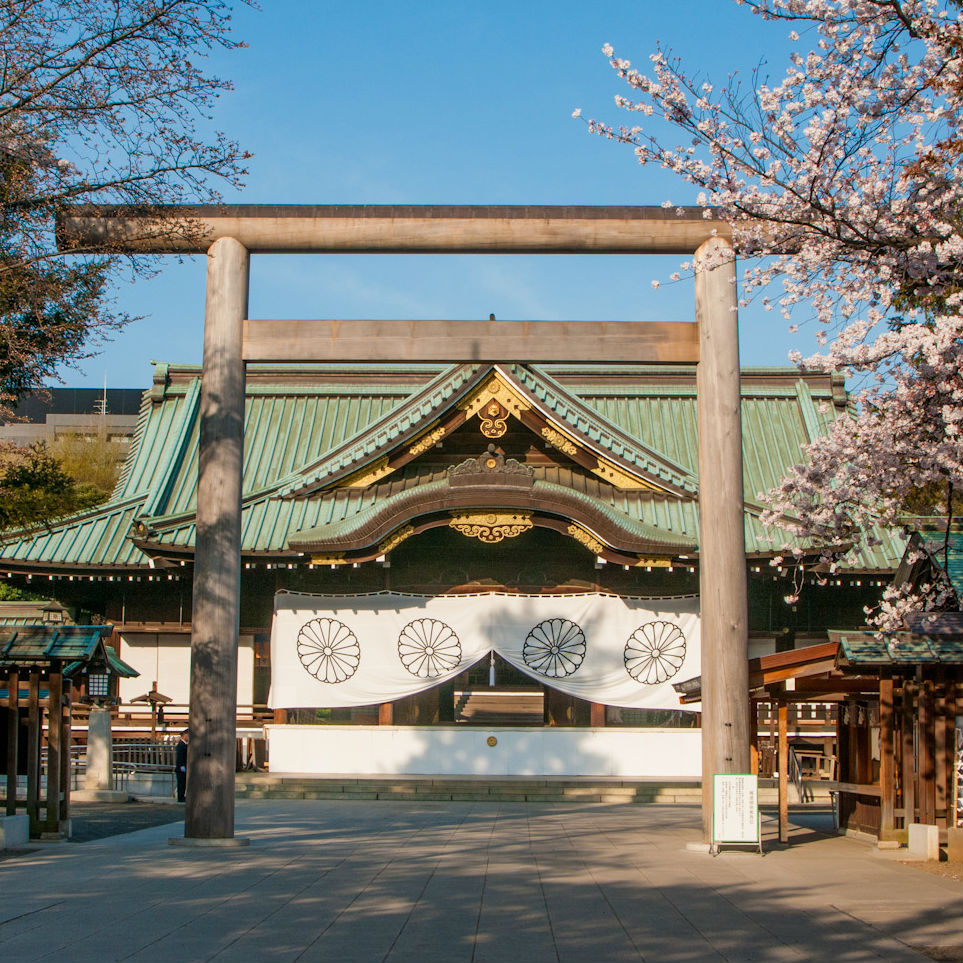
[917,524,963,597]
[147,371,423,519]
[893,520,963,601]
[276,364,484,496]
[0,362,906,572]
[286,474,698,554]
[831,629,963,665]
[65,644,139,679]
[0,624,114,666]
[508,364,699,494]
[0,495,152,570]
[570,370,839,505]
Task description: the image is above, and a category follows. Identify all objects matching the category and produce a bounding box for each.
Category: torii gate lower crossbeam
[58,205,751,843]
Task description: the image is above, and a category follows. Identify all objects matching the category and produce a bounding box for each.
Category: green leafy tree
[0,581,49,601]
[0,443,104,530]
[49,424,125,499]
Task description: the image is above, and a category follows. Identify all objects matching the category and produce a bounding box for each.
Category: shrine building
[0,359,902,779]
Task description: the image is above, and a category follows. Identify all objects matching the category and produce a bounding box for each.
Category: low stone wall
[126,771,175,797]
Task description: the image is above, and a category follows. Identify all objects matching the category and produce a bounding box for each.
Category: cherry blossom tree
[581,0,963,626]
[0,0,250,412]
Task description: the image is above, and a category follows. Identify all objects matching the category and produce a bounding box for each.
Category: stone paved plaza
[0,800,960,962]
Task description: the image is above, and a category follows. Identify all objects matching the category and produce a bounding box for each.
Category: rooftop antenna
[93,372,108,417]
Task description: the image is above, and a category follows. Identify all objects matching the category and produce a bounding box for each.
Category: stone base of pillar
[84,706,114,791]
[907,823,940,861]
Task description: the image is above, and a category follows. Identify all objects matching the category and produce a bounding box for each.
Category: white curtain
[269,591,700,710]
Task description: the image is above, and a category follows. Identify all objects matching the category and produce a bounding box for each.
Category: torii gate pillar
[694,236,751,839]
[185,236,249,840]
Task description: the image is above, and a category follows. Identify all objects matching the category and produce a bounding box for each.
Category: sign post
[712,773,762,855]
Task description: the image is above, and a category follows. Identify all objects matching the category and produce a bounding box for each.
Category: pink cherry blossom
[586,0,963,628]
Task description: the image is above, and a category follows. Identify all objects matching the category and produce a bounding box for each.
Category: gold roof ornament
[408,426,447,456]
[479,399,509,438]
[377,524,415,554]
[566,524,605,555]
[449,512,533,543]
[541,426,578,456]
[339,456,393,489]
[593,456,661,491]
[459,373,531,420]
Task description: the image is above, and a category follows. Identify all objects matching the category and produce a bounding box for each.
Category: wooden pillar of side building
[5,668,19,816]
[58,685,71,830]
[879,674,896,839]
[933,668,947,826]
[944,674,959,824]
[919,673,936,825]
[184,236,249,840]
[748,699,759,776]
[26,669,40,837]
[45,663,62,830]
[777,698,789,845]
[901,681,917,828]
[694,236,750,841]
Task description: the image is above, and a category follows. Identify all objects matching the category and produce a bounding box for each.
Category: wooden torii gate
[59,205,750,843]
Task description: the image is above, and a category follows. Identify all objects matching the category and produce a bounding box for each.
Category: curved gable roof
[273,363,698,499]
[0,361,905,573]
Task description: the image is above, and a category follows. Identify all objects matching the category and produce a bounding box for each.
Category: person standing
[175,729,189,802]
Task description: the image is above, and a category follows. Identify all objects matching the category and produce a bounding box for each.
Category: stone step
[235,774,705,804]
[237,776,700,791]
[234,774,836,806]
[455,690,545,726]
[456,714,544,726]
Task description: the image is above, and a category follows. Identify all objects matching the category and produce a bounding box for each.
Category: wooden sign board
[712,773,762,855]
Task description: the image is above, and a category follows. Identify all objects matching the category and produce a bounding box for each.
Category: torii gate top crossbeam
[57,204,732,255]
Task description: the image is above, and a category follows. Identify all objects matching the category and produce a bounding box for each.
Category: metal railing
[109,741,176,795]
[36,742,177,795]
[112,741,176,771]
[788,746,836,804]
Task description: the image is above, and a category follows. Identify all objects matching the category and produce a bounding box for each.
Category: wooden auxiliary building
[0,623,128,837]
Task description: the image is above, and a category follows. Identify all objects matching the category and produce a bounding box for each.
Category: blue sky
[69,0,810,389]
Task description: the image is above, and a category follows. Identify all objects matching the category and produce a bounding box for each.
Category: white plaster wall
[118,632,255,707]
[117,633,189,703]
[266,725,702,779]
[237,634,254,708]
[748,637,777,660]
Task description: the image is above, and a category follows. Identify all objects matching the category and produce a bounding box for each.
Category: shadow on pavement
[69,800,184,842]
